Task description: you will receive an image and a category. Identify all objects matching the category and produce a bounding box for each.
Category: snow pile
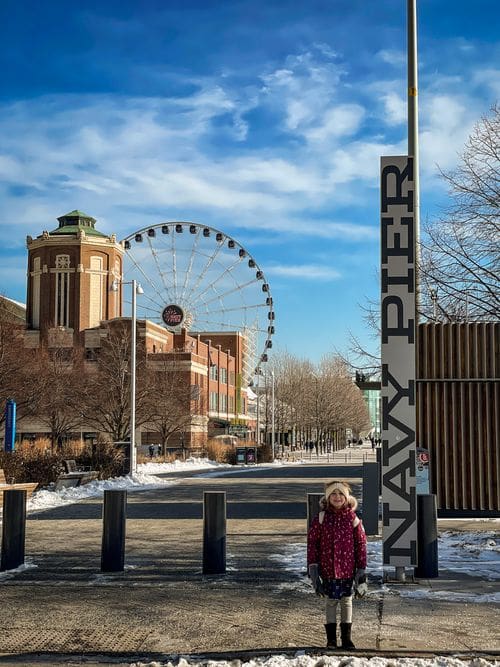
[26,470,176,513]
[1,458,231,516]
[138,457,232,474]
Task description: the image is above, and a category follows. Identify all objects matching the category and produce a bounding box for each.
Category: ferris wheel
[120,222,275,384]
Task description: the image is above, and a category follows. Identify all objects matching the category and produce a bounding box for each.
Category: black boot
[340,622,355,649]
[324,623,337,648]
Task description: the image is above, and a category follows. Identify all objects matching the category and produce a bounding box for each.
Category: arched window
[89,256,103,327]
[31,256,41,328]
[55,255,70,327]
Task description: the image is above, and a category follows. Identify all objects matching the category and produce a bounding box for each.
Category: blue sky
[0,0,498,363]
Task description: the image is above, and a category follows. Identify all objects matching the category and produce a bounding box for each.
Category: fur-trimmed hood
[320,480,358,511]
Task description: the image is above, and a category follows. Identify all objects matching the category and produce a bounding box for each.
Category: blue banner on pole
[5,399,16,452]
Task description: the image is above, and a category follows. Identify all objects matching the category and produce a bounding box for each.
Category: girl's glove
[354,568,366,585]
[354,568,367,598]
[308,564,326,597]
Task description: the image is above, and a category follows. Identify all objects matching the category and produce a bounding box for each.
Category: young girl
[307,480,367,649]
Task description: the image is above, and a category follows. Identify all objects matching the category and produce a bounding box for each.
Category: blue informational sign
[416,447,430,495]
[4,399,16,452]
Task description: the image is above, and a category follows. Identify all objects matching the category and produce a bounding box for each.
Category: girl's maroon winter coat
[307,501,367,580]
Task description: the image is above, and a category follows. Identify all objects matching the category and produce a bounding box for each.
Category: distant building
[355,372,381,437]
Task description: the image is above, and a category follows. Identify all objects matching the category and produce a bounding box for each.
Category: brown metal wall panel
[418,322,499,513]
[451,382,459,507]
[477,383,485,510]
[485,383,493,510]
[470,383,477,509]
[459,384,468,508]
[495,383,500,508]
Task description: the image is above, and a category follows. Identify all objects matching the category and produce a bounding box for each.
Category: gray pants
[326,595,353,624]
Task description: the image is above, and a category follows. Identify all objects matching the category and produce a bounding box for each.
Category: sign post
[380,156,417,579]
[4,399,16,453]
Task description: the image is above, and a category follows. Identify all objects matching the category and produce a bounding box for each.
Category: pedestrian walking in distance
[307,480,367,649]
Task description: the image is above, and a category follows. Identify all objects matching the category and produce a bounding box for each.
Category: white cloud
[419,94,477,171]
[0,47,493,254]
[305,104,365,142]
[0,81,389,241]
[260,51,347,142]
[267,263,341,280]
[377,49,406,67]
[472,68,500,98]
[328,139,405,186]
[381,92,406,125]
[313,43,339,60]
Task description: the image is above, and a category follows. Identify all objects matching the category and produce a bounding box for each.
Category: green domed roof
[50,210,108,237]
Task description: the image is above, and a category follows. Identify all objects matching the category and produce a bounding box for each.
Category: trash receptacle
[236,447,247,464]
[236,447,257,464]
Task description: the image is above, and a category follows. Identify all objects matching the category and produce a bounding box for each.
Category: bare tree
[421,104,500,321]
[270,351,370,447]
[80,322,150,442]
[317,354,371,438]
[28,346,85,449]
[342,104,499,371]
[0,299,32,427]
[141,352,202,448]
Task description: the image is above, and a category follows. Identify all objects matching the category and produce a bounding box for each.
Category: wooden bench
[54,460,99,491]
[0,469,38,506]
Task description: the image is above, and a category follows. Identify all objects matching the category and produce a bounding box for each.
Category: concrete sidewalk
[0,466,499,665]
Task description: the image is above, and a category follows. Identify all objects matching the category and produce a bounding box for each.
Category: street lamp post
[111,278,144,474]
[271,370,275,461]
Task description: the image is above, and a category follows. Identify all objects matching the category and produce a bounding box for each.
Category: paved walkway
[0,454,499,665]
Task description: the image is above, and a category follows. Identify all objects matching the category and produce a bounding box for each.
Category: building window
[229,396,235,413]
[89,256,103,328]
[55,255,70,327]
[229,371,235,386]
[220,367,227,384]
[209,392,218,411]
[210,364,218,381]
[32,256,41,328]
[220,394,227,412]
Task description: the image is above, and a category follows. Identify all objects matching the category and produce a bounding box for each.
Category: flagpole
[408,0,420,315]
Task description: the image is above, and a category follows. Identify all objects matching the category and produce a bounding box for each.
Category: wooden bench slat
[0,469,38,504]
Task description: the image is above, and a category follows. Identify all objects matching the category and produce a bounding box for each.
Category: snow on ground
[130,655,500,667]
[270,530,500,603]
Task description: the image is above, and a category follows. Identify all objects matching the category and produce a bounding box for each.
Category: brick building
[13,211,253,448]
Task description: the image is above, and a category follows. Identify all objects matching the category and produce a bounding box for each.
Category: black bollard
[414,494,439,578]
[1,489,26,572]
[307,493,323,531]
[203,491,226,574]
[362,462,380,536]
[101,489,127,572]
